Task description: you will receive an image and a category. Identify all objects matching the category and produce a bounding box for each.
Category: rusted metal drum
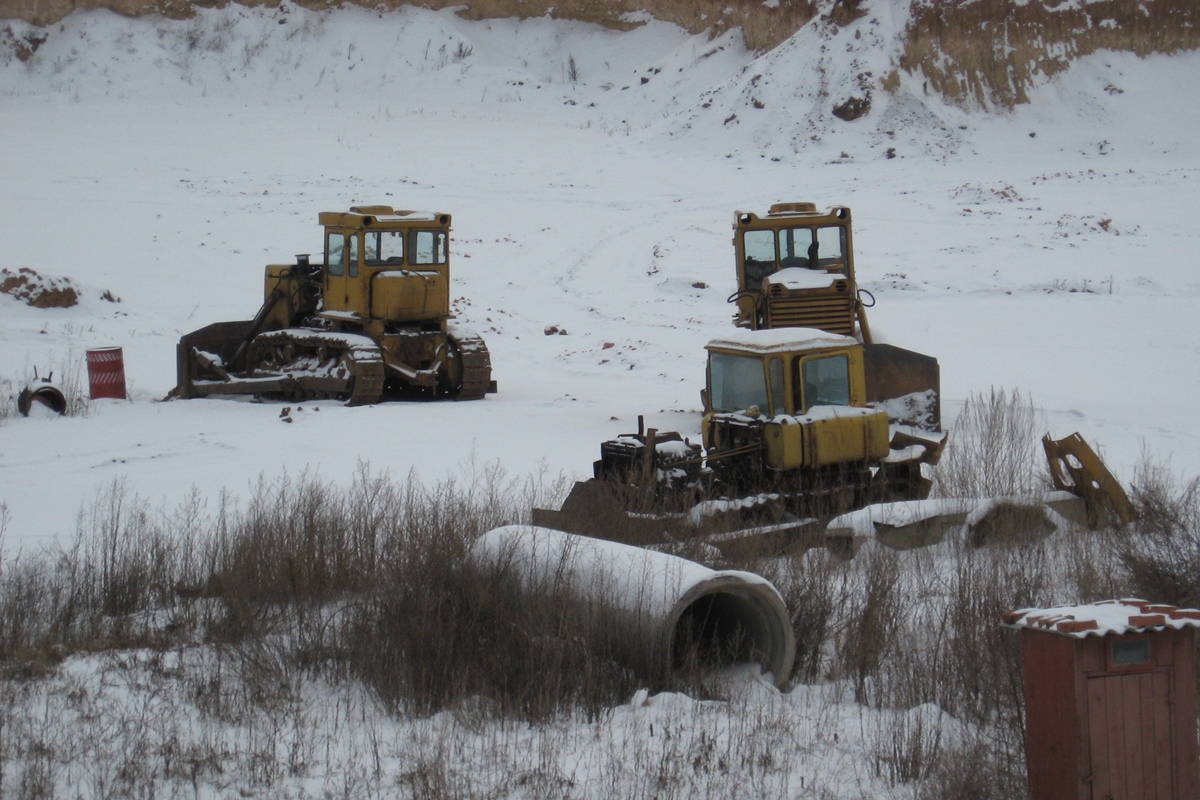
[86,347,127,400]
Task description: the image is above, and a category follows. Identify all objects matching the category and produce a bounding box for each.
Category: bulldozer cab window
[814,226,847,271]
[777,227,814,268]
[798,355,850,410]
[778,226,846,272]
[743,230,776,287]
[709,352,770,415]
[347,234,359,277]
[411,230,448,265]
[326,232,346,277]
[364,231,405,267]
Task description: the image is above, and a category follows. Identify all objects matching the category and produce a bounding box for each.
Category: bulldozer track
[453,333,492,401]
[345,349,386,406]
[243,329,385,405]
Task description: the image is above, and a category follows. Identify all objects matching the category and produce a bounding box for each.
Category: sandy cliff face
[901,0,1200,108]
[1,0,1196,108]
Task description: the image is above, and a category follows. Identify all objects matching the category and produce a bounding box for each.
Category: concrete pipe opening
[472,525,796,687]
[669,576,795,680]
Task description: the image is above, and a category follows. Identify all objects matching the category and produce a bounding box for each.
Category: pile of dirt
[1,267,78,308]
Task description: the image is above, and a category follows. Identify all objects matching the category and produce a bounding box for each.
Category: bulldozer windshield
[709,352,771,415]
[798,354,850,410]
[364,231,405,266]
[777,225,847,271]
[742,224,848,286]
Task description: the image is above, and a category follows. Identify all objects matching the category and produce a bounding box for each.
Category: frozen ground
[1,1,1198,552]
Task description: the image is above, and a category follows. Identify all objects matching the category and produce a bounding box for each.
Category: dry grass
[1120,459,1200,607]
[934,388,1048,500]
[0,388,1194,796]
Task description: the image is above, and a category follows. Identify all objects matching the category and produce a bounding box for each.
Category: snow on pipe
[471,525,796,688]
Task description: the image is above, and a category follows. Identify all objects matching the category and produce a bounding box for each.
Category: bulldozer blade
[530,480,676,546]
[872,514,964,550]
[863,343,941,430]
[827,499,969,551]
[1043,492,1089,527]
[700,517,825,560]
[175,320,259,398]
[1042,433,1137,527]
[966,500,1056,547]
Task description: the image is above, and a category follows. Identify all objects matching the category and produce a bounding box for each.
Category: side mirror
[700,387,709,413]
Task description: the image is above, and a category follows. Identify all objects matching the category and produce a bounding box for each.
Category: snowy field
[1,3,1199,797]
[1,4,1198,546]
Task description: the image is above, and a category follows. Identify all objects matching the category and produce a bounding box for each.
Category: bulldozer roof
[319,207,449,228]
[734,203,850,226]
[706,327,859,355]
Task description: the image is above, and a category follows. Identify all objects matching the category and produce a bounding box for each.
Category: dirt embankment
[902,0,1200,108]
[1,0,1197,108]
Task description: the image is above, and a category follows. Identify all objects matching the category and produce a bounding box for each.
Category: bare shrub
[915,731,1026,800]
[836,545,902,705]
[1120,459,1200,607]
[1,447,1147,792]
[871,708,943,787]
[940,545,1044,728]
[759,547,841,684]
[935,388,1047,499]
[1060,518,1130,602]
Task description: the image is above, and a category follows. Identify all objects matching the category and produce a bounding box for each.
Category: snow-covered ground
[2,4,1198,797]
[1,3,1198,550]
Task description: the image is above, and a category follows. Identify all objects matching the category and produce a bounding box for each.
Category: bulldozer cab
[732,203,860,336]
[702,327,891,474]
[318,207,451,328]
[705,327,867,422]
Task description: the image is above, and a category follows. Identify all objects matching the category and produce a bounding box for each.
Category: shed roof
[1003,599,1200,638]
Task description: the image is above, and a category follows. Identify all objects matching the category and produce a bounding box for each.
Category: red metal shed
[1004,600,1200,800]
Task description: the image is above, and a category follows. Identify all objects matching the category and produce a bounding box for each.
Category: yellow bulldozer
[173,206,494,405]
[534,202,1133,556]
[727,201,940,426]
[533,324,947,551]
[730,201,873,339]
[533,202,947,551]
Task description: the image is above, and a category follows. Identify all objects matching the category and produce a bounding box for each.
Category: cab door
[324,229,350,313]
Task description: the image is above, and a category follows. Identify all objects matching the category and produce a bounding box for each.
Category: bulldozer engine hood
[708,406,890,471]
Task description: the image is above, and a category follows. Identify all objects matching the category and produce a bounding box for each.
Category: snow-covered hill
[1,2,1199,547]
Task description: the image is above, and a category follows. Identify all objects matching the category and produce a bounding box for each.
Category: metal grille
[764,296,855,334]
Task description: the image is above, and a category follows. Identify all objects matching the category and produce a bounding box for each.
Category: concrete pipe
[471,525,796,687]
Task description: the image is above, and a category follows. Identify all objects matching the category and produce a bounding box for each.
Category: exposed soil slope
[2,0,1197,108]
